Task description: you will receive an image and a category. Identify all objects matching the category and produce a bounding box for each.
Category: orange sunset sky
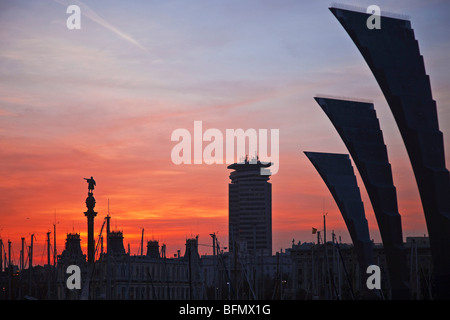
[1,0,449,265]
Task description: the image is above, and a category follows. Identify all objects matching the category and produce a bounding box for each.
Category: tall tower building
[228,157,272,256]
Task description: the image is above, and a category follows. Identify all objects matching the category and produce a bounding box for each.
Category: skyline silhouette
[1,1,449,269]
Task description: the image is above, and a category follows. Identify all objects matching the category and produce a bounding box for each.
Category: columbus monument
[84,176,97,264]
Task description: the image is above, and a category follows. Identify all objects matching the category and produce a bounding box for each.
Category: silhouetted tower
[146,240,160,259]
[228,156,272,256]
[184,236,201,299]
[108,231,126,256]
[59,233,85,264]
[83,177,97,264]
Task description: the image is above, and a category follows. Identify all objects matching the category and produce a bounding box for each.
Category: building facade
[56,233,204,300]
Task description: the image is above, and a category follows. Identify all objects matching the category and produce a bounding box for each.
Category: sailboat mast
[140,228,144,256]
[54,210,57,267]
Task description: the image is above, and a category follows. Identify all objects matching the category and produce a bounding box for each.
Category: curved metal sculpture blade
[329,6,450,299]
[314,96,410,299]
[304,151,376,297]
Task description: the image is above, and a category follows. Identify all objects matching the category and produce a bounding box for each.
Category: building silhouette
[56,232,204,300]
[228,157,272,256]
[108,231,126,256]
[59,233,86,265]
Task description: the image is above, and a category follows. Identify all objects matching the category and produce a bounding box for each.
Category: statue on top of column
[84,176,96,194]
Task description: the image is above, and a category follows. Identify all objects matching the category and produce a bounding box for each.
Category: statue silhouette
[84,176,96,193]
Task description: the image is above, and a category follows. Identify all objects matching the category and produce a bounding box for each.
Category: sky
[1,0,449,265]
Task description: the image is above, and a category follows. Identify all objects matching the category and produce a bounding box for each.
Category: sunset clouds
[1,0,449,264]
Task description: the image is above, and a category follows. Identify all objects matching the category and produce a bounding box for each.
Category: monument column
[84,177,97,264]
